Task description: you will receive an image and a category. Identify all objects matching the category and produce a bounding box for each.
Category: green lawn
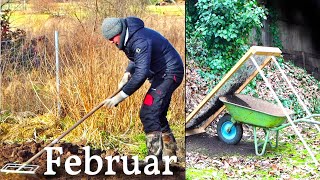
[147,5,185,16]
[9,12,50,30]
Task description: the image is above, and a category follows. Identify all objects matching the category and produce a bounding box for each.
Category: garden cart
[218,94,320,156]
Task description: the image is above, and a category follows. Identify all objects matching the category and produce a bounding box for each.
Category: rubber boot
[135,132,163,169]
[162,131,177,163]
[146,131,163,163]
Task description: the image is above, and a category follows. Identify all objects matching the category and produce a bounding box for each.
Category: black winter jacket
[121,17,184,96]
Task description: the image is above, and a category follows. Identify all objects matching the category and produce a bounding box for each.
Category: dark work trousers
[139,73,183,134]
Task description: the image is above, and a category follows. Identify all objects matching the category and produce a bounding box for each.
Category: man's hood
[125,17,145,40]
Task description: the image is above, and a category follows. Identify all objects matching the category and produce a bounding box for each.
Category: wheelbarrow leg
[267,130,279,149]
[253,127,270,156]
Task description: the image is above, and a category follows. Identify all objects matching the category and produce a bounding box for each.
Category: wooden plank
[251,46,282,56]
[186,48,254,123]
[185,128,206,136]
[186,56,274,136]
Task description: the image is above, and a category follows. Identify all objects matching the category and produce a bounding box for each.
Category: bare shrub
[29,0,58,14]
[78,0,148,18]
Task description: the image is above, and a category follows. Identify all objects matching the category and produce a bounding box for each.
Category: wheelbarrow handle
[19,88,122,169]
[272,114,320,131]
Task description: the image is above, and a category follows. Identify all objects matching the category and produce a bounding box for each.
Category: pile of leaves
[186,59,209,114]
[251,62,320,118]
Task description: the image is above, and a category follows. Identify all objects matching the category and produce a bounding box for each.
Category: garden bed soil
[0,141,185,179]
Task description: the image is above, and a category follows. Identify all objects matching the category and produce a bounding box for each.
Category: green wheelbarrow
[217,94,320,156]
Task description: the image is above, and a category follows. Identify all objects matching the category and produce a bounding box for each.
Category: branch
[28,74,53,114]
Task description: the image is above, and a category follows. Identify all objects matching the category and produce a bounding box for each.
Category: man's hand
[104,91,128,108]
[118,72,131,89]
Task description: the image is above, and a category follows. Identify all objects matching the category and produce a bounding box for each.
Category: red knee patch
[143,94,153,106]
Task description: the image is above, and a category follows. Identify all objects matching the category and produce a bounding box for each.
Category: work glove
[118,72,131,89]
[104,91,128,108]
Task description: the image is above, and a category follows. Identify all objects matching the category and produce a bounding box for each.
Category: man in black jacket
[101,17,184,162]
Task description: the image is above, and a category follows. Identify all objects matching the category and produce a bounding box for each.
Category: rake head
[0,163,39,174]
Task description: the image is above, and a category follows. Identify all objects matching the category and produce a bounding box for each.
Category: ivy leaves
[187,0,267,80]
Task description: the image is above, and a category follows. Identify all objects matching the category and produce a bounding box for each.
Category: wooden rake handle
[20,88,122,168]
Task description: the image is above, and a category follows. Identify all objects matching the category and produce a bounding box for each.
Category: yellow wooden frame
[186,46,282,136]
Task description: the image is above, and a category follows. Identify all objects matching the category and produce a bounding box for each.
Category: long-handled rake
[0,89,121,174]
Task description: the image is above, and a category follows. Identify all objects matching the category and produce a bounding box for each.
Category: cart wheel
[217,114,243,145]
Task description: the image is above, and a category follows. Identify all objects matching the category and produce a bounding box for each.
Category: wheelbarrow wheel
[217,114,243,145]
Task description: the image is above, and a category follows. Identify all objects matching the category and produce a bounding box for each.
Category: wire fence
[0,34,58,115]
